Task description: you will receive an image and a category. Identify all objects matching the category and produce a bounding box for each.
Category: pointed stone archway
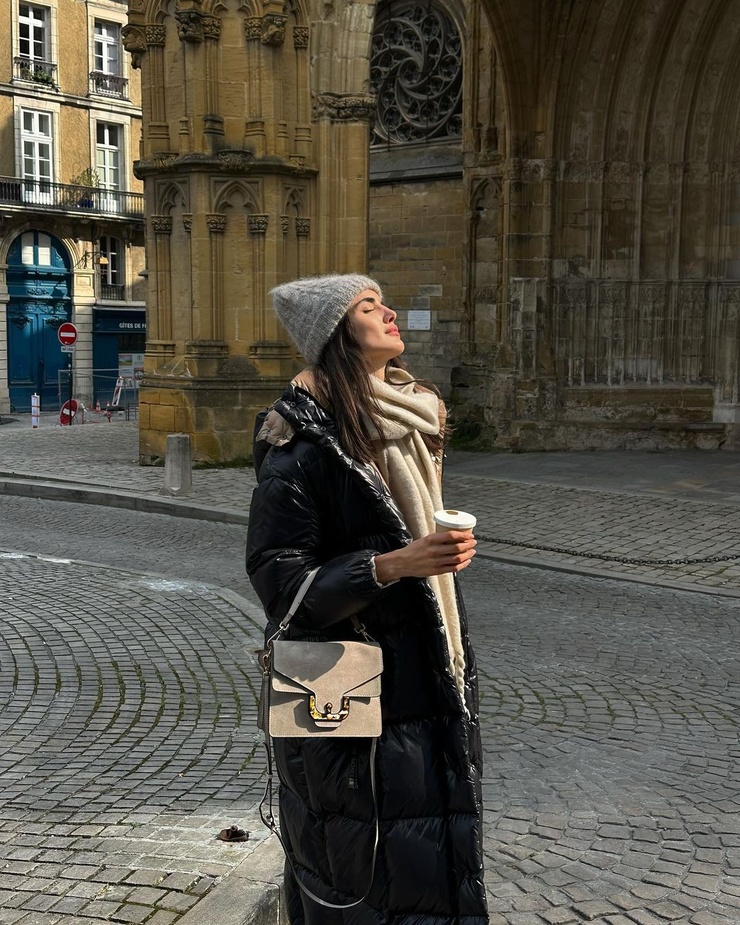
[454,0,740,449]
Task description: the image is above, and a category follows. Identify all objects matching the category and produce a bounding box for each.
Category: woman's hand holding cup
[374,510,477,583]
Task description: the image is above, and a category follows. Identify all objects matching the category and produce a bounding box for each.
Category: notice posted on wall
[118,353,145,387]
[407,310,432,331]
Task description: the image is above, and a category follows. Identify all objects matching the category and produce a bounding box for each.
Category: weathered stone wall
[127,0,740,456]
[368,175,465,398]
[451,0,740,450]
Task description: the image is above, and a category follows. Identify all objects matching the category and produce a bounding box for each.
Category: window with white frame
[21,109,53,203]
[21,231,53,266]
[16,3,56,85]
[91,21,127,97]
[96,122,121,212]
[94,21,121,74]
[19,3,49,61]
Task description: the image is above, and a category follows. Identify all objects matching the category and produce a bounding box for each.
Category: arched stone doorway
[6,231,72,412]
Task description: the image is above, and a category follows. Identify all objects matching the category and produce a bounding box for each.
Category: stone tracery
[370,0,462,145]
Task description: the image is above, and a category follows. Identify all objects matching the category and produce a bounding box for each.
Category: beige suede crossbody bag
[257,568,383,910]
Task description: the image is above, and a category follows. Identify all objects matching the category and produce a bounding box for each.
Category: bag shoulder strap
[260,738,379,910]
[278,567,320,631]
[259,565,380,909]
[275,566,374,642]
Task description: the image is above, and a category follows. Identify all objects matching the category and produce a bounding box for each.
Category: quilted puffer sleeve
[246,469,386,630]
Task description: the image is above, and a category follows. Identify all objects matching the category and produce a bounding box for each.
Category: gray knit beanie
[270,274,383,365]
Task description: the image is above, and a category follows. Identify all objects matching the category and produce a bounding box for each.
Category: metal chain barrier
[476,534,740,567]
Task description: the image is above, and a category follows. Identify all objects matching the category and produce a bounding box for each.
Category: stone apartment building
[0,0,145,415]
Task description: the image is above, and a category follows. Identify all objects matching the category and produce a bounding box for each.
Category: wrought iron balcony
[89,71,129,99]
[14,56,57,87]
[0,176,144,219]
[100,283,125,300]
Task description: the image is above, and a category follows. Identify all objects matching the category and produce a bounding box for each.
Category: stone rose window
[370,1,463,146]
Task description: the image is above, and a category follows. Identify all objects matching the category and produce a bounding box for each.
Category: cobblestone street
[0,548,269,925]
[465,564,740,925]
[1,420,740,923]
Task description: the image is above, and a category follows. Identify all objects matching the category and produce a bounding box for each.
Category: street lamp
[74,250,109,268]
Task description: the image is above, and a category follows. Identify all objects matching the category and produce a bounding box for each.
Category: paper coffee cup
[434,509,477,533]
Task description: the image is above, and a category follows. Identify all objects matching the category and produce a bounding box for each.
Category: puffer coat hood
[247,384,487,924]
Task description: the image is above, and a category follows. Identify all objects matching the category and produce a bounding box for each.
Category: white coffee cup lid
[433,509,477,530]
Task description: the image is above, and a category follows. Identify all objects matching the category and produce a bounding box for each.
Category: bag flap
[271,674,310,695]
[272,640,382,708]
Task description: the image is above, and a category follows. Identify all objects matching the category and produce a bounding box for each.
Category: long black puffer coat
[246,384,488,925]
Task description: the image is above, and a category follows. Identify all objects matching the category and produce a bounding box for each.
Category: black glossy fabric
[246,385,488,925]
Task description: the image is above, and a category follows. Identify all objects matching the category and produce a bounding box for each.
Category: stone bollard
[163,433,193,496]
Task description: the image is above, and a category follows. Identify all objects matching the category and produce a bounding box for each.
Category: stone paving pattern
[1,417,740,923]
[464,564,740,925]
[0,549,270,924]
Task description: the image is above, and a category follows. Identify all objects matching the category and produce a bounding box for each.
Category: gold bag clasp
[308,695,350,723]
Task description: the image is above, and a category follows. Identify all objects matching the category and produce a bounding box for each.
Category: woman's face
[348,289,404,373]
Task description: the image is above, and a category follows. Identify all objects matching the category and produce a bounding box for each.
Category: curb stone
[177,839,285,925]
[474,547,740,600]
[0,475,249,524]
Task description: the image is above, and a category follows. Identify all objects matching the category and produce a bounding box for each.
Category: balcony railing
[14,56,57,87]
[89,71,128,99]
[0,176,144,219]
[100,283,125,300]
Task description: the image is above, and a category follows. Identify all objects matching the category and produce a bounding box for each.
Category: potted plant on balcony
[33,66,55,86]
[67,168,100,209]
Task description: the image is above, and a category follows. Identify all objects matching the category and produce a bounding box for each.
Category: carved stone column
[202,16,223,149]
[205,213,226,344]
[127,0,376,463]
[144,26,169,152]
[248,215,268,344]
[312,93,375,272]
[149,214,174,354]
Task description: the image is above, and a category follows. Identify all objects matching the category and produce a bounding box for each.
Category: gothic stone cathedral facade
[124,0,740,462]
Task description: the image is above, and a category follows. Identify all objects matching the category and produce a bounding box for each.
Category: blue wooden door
[6,231,71,412]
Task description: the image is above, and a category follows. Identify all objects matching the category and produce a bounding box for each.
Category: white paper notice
[407,310,431,331]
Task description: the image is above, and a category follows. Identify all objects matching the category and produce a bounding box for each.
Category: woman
[247,274,488,924]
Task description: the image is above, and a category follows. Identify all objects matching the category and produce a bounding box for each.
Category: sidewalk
[1,415,739,596]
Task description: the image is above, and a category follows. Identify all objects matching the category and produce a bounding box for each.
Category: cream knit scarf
[367,368,468,708]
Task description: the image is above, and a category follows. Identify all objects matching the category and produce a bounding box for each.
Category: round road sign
[59,399,78,425]
[58,322,78,346]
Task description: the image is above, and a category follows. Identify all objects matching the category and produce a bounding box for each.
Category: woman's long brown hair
[309,315,447,465]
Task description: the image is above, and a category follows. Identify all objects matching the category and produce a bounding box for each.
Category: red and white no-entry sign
[58,322,78,346]
[59,399,78,425]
